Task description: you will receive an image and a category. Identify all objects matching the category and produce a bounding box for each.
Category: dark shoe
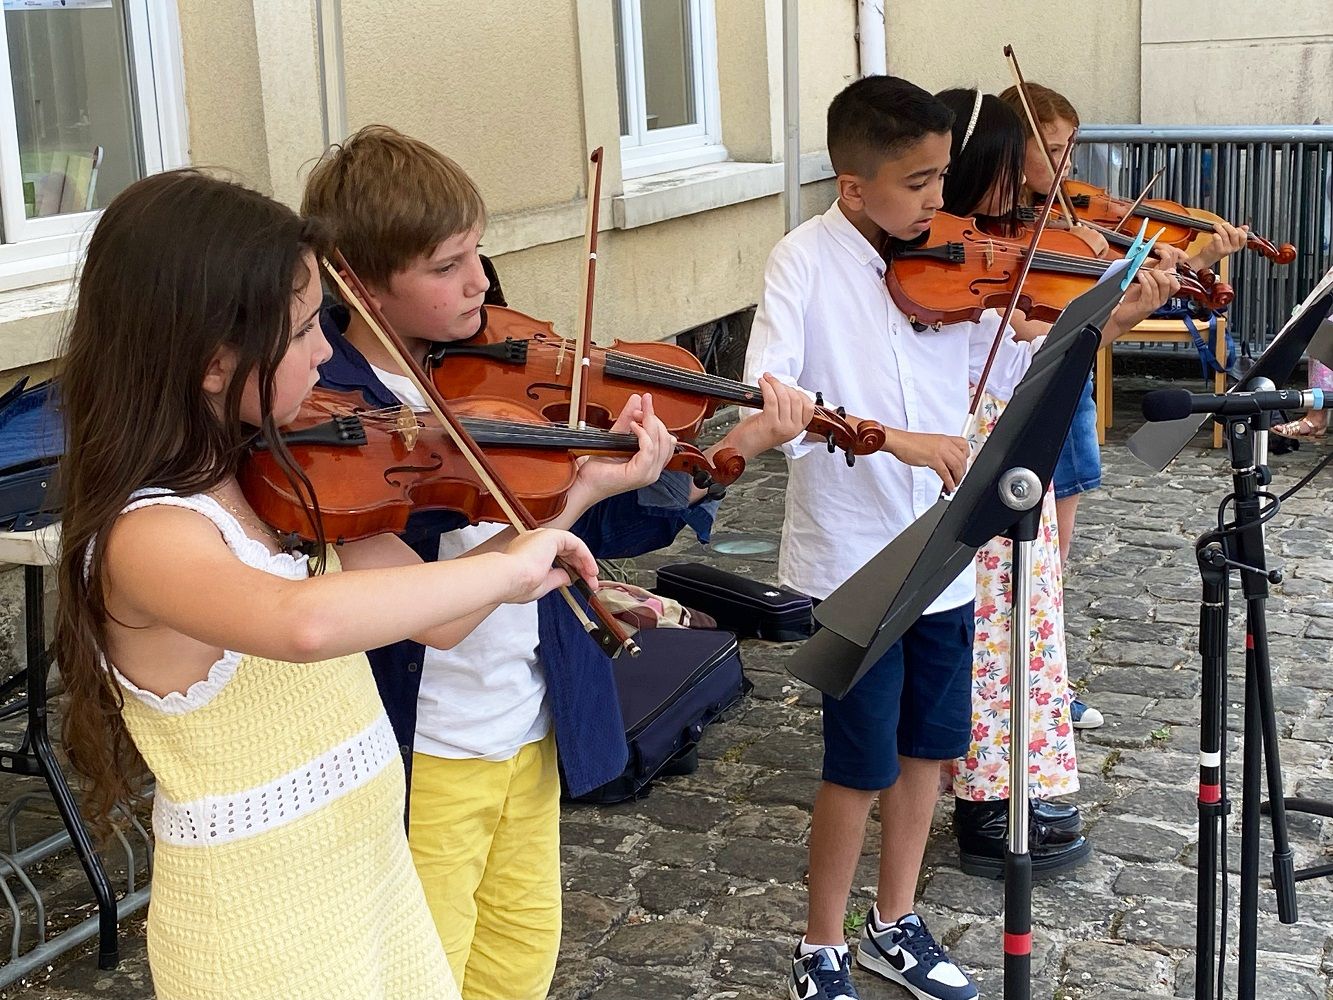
[1032,798,1083,835]
[954,797,1082,838]
[953,798,1091,880]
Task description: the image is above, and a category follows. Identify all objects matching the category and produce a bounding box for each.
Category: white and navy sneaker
[1070,697,1104,730]
[855,911,977,1000]
[788,945,861,1000]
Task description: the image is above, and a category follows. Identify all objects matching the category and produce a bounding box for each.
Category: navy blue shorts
[820,602,975,791]
[1053,375,1102,500]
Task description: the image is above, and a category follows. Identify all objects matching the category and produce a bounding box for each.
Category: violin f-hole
[385,452,445,487]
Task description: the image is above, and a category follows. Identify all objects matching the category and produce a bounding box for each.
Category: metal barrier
[1075,126,1333,361]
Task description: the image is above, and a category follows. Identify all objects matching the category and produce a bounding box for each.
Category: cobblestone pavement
[3,381,1332,999]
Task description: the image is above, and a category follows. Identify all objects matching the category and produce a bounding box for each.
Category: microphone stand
[1191,391,1300,1000]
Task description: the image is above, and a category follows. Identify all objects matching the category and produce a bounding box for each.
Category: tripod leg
[1193,555,1228,1000]
[1238,651,1262,1000]
[1247,604,1298,923]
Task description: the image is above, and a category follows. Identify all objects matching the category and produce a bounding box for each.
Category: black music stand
[789,271,1136,1000]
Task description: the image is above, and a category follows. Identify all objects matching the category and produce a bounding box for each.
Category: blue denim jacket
[317,307,717,799]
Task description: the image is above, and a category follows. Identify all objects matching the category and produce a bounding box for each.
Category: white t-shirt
[742,201,1042,608]
[368,365,548,761]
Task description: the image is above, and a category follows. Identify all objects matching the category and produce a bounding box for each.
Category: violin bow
[569,147,604,431]
[1003,45,1098,248]
[962,127,1078,439]
[324,250,641,659]
[1112,167,1165,235]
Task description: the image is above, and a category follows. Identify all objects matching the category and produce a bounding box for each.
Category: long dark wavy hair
[55,170,325,837]
[936,87,1026,234]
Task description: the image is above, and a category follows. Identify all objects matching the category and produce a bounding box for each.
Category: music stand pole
[1002,483,1044,1000]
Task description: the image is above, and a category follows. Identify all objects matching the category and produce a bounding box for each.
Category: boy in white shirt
[745,76,1175,1000]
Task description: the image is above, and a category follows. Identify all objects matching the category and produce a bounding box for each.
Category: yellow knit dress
[110,493,460,1000]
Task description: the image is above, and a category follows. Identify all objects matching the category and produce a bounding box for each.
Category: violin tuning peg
[692,469,714,490]
[707,482,728,502]
[845,450,856,468]
[836,405,846,418]
[815,391,825,407]
[825,433,836,454]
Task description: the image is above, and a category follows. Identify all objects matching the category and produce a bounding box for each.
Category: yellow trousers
[408,734,561,1000]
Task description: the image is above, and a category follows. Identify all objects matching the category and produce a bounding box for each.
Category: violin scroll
[1249,234,1297,265]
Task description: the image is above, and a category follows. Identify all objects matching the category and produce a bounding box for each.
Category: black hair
[936,88,1025,233]
[827,75,955,179]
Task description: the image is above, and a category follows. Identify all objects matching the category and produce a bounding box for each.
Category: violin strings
[524,339,759,401]
[317,401,644,449]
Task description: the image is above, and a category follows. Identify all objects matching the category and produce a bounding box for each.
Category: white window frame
[617,0,727,180]
[0,0,189,291]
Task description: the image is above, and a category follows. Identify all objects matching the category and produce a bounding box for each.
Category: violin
[239,388,744,543]
[429,304,889,464]
[1040,179,1297,265]
[1002,213,1234,308]
[886,211,1213,328]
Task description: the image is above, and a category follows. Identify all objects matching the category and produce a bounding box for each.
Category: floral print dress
[950,390,1079,801]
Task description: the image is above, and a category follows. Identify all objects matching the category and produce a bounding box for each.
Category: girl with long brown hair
[54,170,609,1000]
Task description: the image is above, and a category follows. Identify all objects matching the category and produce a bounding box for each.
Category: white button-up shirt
[744,200,1042,610]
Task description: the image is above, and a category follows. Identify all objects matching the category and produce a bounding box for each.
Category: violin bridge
[983,239,995,270]
[395,405,420,450]
[555,338,569,376]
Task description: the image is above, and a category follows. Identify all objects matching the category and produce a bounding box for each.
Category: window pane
[640,0,695,131]
[5,0,142,219]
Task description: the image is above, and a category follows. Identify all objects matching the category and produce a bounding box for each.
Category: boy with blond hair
[303,124,812,1000]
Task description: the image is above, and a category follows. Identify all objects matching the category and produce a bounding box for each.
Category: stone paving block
[1081,690,1156,722]
[700,884,808,935]
[565,852,641,898]
[920,868,1004,917]
[594,917,715,967]
[631,791,734,834]
[1117,899,1200,950]
[1061,939,1174,994]
[1113,748,1200,785]
[738,730,822,773]
[949,918,1057,973]
[1080,716,1178,749]
[713,835,808,885]
[1029,852,1122,932]
[639,830,716,868]
[719,803,811,843]
[1091,666,1198,700]
[583,968,701,999]
[710,936,790,989]
[636,867,733,915]
[562,890,632,944]
[748,770,821,810]
[1112,862,1196,900]
[1093,640,1192,670]
[1108,784,1205,828]
[1173,953,1329,999]
[1090,817,1190,865]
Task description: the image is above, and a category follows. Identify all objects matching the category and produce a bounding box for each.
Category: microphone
[1141,386,1326,422]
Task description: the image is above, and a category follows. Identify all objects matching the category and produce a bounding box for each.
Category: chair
[1095,253,1230,449]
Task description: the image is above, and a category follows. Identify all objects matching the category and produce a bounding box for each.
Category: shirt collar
[820,200,886,273]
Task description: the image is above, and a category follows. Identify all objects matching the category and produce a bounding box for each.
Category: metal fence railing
[1075,125,1333,359]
